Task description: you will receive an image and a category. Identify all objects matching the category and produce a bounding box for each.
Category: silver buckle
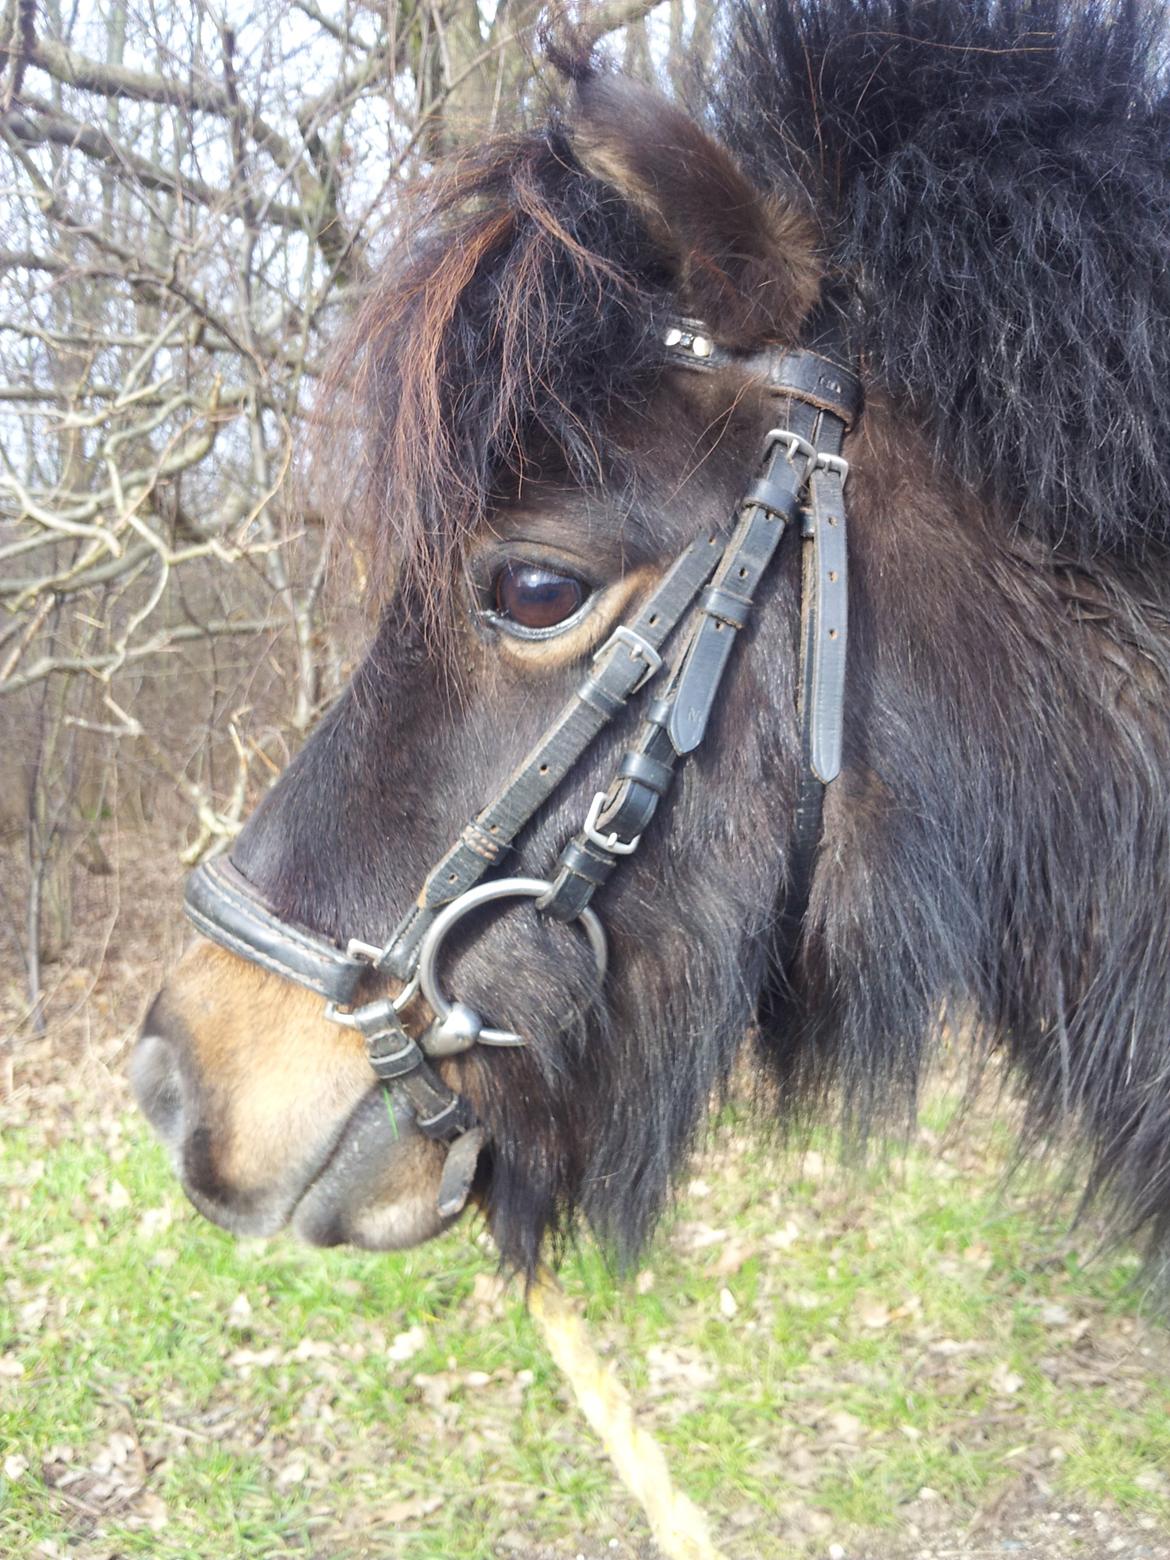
[582,791,642,856]
[764,427,817,467]
[593,625,663,693]
[813,451,849,481]
[346,937,387,963]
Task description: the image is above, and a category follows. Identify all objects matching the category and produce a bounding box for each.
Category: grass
[3,1087,1170,1559]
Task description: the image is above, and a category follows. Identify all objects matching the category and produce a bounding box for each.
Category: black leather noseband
[183,316,862,1216]
[186,857,367,1006]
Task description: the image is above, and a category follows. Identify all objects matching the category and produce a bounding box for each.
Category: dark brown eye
[492,562,586,633]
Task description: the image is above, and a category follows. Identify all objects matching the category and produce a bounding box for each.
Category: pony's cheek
[131,943,450,1245]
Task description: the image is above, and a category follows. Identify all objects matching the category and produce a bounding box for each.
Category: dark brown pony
[133,0,1170,1283]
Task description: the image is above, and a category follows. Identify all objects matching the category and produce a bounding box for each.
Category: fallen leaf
[412,1371,456,1410]
[289,1337,333,1361]
[856,1301,890,1330]
[227,1292,252,1328]
[675,1222,728,1252]
[765,1221,801,1252]
[228,1345,280,1372]
[137,1206,173,1238]
[645,1344,717,1394]
[713,1236,760,1276]
[130,1492,169,1531]
[826,1410,864,1445]
[470,1272,506,1310]
[990,1362,1024,1396]
[388,1325,426,1363]
[276,1459,307,1488]
[383,1493,444,1523]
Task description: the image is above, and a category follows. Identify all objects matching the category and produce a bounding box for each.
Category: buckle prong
[764,427,817,467]
[582,791,642,856]
[593,625,663,692]
[814,451,849,481]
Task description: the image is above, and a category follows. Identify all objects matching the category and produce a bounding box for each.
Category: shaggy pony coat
[270,0,1170,1275]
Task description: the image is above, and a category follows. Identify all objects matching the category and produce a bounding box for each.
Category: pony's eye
[492,562,586,633]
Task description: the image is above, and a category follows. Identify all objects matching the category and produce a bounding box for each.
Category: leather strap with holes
[536,379,853,924]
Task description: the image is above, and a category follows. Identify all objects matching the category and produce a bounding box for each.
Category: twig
[526,1265,729,1560]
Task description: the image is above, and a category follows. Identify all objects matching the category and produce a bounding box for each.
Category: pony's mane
[714,0,1170,559]
[321,128,669,625]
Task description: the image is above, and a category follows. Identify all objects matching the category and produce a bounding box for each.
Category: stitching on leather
[200,866,358,975]
[463,821,503,858]
[185,904,332,997]
[459,829,499,864]
[205,870,328,959]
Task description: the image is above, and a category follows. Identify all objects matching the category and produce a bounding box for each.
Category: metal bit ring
[416,876,608,1047]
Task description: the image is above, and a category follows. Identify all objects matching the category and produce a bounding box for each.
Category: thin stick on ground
[527,1264,730,1560]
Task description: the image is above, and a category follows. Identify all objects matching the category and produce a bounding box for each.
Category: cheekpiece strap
[538,334,859,924]
[378,526,727,979]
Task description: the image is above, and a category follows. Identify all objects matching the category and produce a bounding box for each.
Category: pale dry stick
[526,1265,730,1560]
[96,694,251,865]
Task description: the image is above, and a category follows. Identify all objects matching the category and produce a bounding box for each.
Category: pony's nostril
[129,1031,185,1142]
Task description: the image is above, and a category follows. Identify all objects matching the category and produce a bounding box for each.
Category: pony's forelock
[316,126,671,642]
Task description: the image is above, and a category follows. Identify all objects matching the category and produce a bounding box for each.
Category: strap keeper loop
[578,677,624,717]
[617,750,674,795]
[743,469,803,522]
[699,585,752,629]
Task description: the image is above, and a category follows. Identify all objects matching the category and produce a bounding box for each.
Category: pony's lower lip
[172,1086,393,1242]
[287,1088,452,1250]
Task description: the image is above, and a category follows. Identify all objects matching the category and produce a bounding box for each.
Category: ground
[3,834,1170,1559]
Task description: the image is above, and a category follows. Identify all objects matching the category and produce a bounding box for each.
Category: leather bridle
[183,316,863,1218]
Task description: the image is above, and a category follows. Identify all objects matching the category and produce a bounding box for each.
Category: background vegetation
[5,1075,1170,1558]
[4,4,1170,1558]
[0,0,683,1027]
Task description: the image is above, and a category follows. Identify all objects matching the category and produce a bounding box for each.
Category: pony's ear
[571,74,820,345]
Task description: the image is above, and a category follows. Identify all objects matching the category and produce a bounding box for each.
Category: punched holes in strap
[805,459,849,783]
